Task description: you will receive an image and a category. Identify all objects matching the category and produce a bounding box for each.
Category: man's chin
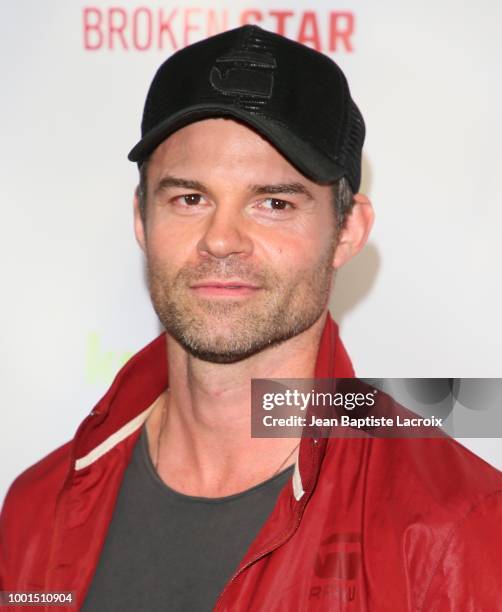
[169,320,313,364]
[172,330,267,364]
[185,346,259,364]
[157,290,330,364]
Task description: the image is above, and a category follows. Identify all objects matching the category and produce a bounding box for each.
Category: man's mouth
[190,280,262,298]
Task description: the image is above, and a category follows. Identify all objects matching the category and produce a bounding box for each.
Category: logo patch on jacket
[309,532,361,604]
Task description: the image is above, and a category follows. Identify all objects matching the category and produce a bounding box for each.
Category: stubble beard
[147,245,336,364]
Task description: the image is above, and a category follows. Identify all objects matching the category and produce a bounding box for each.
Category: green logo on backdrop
[85,332,134,385]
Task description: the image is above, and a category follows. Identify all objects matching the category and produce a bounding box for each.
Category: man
[1,25,501,612]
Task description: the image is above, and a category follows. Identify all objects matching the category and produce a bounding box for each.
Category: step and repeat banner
[1,0,501,501]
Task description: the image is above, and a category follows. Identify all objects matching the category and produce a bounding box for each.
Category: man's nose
[197,204,253,259]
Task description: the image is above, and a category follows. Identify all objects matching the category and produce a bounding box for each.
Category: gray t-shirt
[82,425,294,611]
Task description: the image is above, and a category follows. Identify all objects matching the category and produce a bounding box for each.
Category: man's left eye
[261,198,292,211]
[180,194,203,205]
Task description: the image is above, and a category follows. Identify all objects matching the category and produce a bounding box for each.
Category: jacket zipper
[213,493,310,611]
[213,437,323,611]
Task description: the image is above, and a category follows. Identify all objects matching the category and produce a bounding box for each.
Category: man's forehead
[147,117,323,189]
[150,117,278,157]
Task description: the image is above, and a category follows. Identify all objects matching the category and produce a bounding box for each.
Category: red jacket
[1,314,502,611]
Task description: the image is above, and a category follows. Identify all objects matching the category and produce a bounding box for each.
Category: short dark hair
[137,161,149,226]
[331,176,354,232]
[137,161,354,231]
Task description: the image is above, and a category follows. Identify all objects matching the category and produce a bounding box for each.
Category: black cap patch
[209,50,277,99]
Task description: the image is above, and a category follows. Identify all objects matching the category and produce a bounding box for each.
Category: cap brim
[128,104,345,184]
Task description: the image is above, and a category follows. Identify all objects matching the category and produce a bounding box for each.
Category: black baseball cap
[128,25,365,192]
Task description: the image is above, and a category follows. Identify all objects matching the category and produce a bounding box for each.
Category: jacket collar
[72,311,354,495]
[293,311,354,499]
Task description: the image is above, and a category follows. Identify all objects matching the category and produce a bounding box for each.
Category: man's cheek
[259,235,308,261]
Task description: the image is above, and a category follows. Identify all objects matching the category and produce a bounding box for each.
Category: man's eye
[178,194,203,206]
[261,198,292,211]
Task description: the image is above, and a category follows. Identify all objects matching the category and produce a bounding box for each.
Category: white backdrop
[1,0,501,503]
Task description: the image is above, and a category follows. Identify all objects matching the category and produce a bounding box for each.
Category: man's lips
[190,280,262,297]
[191,280,260,289]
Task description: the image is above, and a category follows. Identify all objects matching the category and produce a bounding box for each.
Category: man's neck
[146,310,329,498]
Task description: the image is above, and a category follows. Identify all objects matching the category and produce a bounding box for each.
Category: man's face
[135,118,340,363]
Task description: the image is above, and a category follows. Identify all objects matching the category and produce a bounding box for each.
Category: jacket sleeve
[0,481,18,589]
[421,490,502,611]
[0,441,72,591]
[0,500,6,589]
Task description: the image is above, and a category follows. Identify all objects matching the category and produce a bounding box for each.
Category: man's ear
[333,193,374,269]
[133,187,146,253]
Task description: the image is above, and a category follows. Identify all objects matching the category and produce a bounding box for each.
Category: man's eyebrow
[250,182,314,200]
[154,176,314,200]
[154,176,207,195]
